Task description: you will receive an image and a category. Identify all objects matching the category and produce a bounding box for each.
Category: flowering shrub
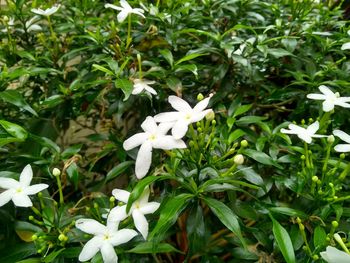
[2,0,350,262]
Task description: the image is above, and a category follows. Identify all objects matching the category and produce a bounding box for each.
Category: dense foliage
[1,0,350,262]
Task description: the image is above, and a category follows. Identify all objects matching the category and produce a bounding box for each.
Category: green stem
[322,143,331,180]
[339,162,350,180]
[126,15,132,49]
[55,174,64,204]
[137,54,143,79]
[304,143,310,168]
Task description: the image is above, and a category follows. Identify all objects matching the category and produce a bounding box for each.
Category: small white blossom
[76,214,137,263]
[132,79,156,95]
[1,17,15,33]
[25,16,42,32]
[123,116,186,179]
[105,0,145,23]
[31,5,60,16]
[0,165,48,207]
[333,130,350,152]
[109,187,160,239]
[307,85,350,112]
[154,94,213,139]
[280,121,326,144]
[320,246,350,263]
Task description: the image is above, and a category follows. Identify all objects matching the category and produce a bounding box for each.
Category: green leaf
[267,48,293,58]
[269,207,307,218]
[61,144,83,159]
[0,90,38,117]
[313,226,326,248]
[175,52,207,65]
[235,116,267,126]
[271,216,295,263]
[233,104,252,117]
[166,76,182,92]
[228,129,246,144]
[126,242,182,254]
[92,64,115,76]
[0,120,28,141]
[106,161,134,183]
[202,197,246,248]
[40,95,65,109]
[243,149,282,169]
[42,249,65,263]
[149,193,193,240]
[115,79,133,101]
[16,259,41,263]
[66,163,79,190]
[160,49,174,67]
[174,64,198,76]
[29,134,60,153]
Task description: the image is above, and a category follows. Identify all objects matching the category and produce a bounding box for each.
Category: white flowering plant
[2,0,350,262]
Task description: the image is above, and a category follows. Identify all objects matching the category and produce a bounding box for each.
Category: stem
[137,53,143,79]
[339,162,350,180]
[304,143,310,168]
[126,15,132,49]
[55,174,64,204]
[322,143,331,180]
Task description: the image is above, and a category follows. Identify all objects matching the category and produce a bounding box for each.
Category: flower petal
[117,10,129,23]
[101,242,118,263]
[108,206,128,224]
[0,178,19,189]
[78,236,103,262]
[135,141,153,179]
[157,122,175,135]
[145,86,157,95]
[152,136,186,149]
[190,109,212,123]
[75,219,106,235]
[123,133,148,151]
[319,85,335,97]
[141,116,158,133]
[139,202,160,214]
[120,0,132,10]
[12,193,33,207]
[19,164,33,186]
[171,120,189,139]
[132,209,149,239]
[335,101,350,108]
[306,93,326,100]
[23,184,48,195]
[0,189,14,207]
[110,229,138,246]
[322,100,334,112]
[306,121,319,135]
[334,144,350,152]
[104,3,123,11]
[193,96,211,112]
[320,246,350,263]
[138,187,150,205]
[333,130,350,143]
[112,189,130,203]
[132,84,144,95]
[168,96,192,112]
[154,112,181,123]
[297,133,312,144]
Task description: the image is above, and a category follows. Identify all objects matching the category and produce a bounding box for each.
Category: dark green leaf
[115,79,133,101]
[106,161,134,183]
[271,216,295,263]
[126,242,182,254]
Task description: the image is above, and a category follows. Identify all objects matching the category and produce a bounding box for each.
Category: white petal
[120,0,132,10]
[171,120,189,139]
[306,93,326,100]
[288,124,306,133]
[0,190,14,207]
[322,100,335,112]
[0,178,19,189]
[333,130,350,143]
[319,85,335,97]
[341,42,350,50]
[152,136,186,149]
[107,207,127,227]
[79,236,103,262]
[123,133,148,151]
[138,187,150,205]
[104,3,123,11]
[297,133,312,144]
[306,121,319,135]
[141,116,158,133]
[157,122,175,135]
[280,128,295,134]
[135,141,153,179]
[168,96,192,112]
[110,229,138,246]
[193,97,211,112]
[101,243,118,263]
[132,209,149,239]
[190,109,212,123]
[131,9,146,18]
[19,164,33,186]
[117,10,129,23]
[132,84,144,95]
[112,189,130,203]
[28,24,42,32]
[334,144,350,152]
[145,86,157,95]
[12,193,33,207]
[154,112,181,123]
[320,246,350,263]
[335,101,350,108]
[75,219,106,235]
[23,184,48,195]
[139,202,160,214]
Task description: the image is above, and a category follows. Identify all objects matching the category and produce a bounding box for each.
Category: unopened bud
[109,197,115,203]
[340,153,346,159]
[58,234,66,241]
[197,93,204,101]
[327,135,335,144]
[312,255,319,260]
[241,140,248,148]
[332,221,339,228]
[233,154,244,165]
[3,16,9,23]
[205,109,215,121]
[312,176,318,182]
[32,234,38,241]
[53,168,61,177]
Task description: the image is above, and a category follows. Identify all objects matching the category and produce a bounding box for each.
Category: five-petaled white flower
[320,246,350,263]
[76,214,137,263]
[123,116,186,179]
[31,5,61,16]
[105,0,145,23]
[0,165,48,207]
[132,79,157,95]
[333,130,350,152]
[109,187,160,239]
[280,121,326,144]
[306,85,350,112]
[154,94,213,139]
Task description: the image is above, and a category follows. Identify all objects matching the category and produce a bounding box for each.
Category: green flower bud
[329,183,334,187]
[211,119,216,126]
[197,93,204,101]
[93,202,99,209]
[327,135,335,144]
[340,153,346,159]
[301,155,306,160]
[233,154,244,165]
[205,109,215,121]
[53,168,61,177]
[296,217,302,224]
[32,234,38,241]
[241,140,248,147]
[312,255,319,260]
[197,127,202,133]
[332,221,339,228]
[29,216,34,221]
[58,234,66,241]
[312,176,318,182]
[109,196,115,203]
[37,192,43,198]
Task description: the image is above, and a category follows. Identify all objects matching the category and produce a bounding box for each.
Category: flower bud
[327,135,335,144]
[241,140,248,147]
[312,176,318,182]
[109,196,115,203]
[312,255,319,260]
[233,154,244,165]
[205,109,215,121]
[296,217,302,224]
[58,234,67,241]
[301,155,305,160]
[332,221,339,228]
[3,16,9,23]
[53,168,61,177]
[32,234,38,241]
[197,93,204,101]
[340,153,346,159]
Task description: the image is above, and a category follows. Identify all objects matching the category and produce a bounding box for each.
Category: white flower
[132,79,156,95]
[76,214,137,263]
[31,5,60,16]
[320,246,350,263]
[0,165,48,207]
[280,121,326,143]
[307,85,350,112]
[1,17,15,33]
[123,116,186,179]
[154,94,213,139]
[333,130,350,152]
[26,16,42,32]
[109,187,160,239]
[105,0,145,23]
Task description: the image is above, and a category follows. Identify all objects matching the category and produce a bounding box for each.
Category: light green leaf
[0,90,38,116]
[228,129,246,144]
[126,242,182,254]
[175,53,207,66]
[92,64,115,76]
[233,104,252,117]
[243,149,282,169]
[160,49,173,67]
[271,216,295,263]
[115,79,133,101]
[0,120,28,141]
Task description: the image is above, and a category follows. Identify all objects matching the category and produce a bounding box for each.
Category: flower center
[335,92,340,98]
[16,187,23,193]
[134,202,140,209]
[184,113,192,120]
[148,134,157,141]
[103,234,110,240]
